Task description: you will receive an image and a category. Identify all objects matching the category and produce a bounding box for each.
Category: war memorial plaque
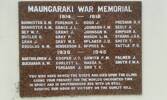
[19,1,142,97]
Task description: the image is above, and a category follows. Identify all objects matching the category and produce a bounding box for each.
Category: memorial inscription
[19,1,142,97]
